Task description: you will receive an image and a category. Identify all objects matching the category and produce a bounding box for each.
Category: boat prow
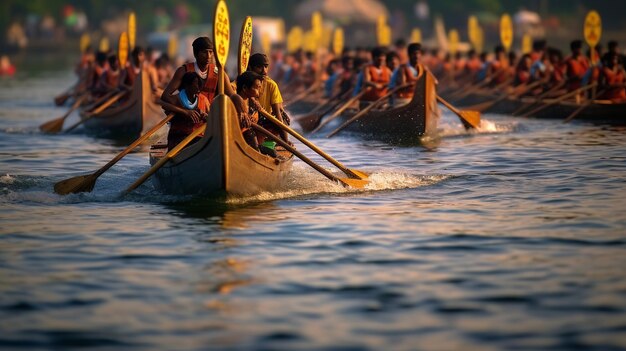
[149,95,294,197]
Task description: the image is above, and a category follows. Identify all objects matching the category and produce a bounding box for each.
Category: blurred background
[1,0,625,74]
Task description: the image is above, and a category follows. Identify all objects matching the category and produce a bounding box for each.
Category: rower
[160,72,210,151]
[488,45,511,87]
[599,52,626,102]
[120,46,145,90]
[161,36,245,115]
[565,40,590,94]
[96,54,121,93]
[391,43,423,106]
[246,53,289,141]
[360,47,391,109]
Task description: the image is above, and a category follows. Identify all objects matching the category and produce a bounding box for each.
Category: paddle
[511,81,566,116]
[326,83,413,138]
[310,90,368,134]
[40,93,89,133]
[295,89,352,131]
[63,90,127,133]
[295,89,346,123]
[54,113,175,195]
[437,95,481,129]
[252,124,366,188]
[257,108,368,180]
[520,82,597,118]
[285,81,321,107]
[123,124,206,195]
[464,79,546,113]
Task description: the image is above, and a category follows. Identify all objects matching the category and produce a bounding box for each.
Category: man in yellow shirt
[247,53,290,141]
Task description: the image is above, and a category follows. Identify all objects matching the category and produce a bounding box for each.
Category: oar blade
[460,110,481,129]
[347,168,369,180]
[339,177,369,189]
[54,174,96,195]
[39,118,65,134]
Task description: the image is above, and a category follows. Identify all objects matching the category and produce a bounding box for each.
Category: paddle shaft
[563,88,606,123]
[326,83,413,138]
[258,109,365,179]
[252,124,348,186]
[469,78,546,112]
[40,93,88,133]
[521,83,597,117]
[64,91,127,133]
[512,81,567,116]
[124,124,206,195]
[95,114,174,178]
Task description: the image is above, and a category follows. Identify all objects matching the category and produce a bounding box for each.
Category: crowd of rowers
[71,35,625,156]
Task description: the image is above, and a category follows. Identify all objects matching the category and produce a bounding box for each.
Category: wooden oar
[563,88,606,123]
[326,84,412,138]
[54,113,174,195]
[81,90,117,113]
[295,90,352,132]
[295,89,348,123]
[437,95,481,130]
[252,124,366,188]
[258,109,368,180]
[64,90,127,133]
[511,81,566,116]
[520,83,597,118]
[310,90,368,134]
[39,94,89,134]
[464,79,546,113]
[286,82,321,107]
[123,124,206,195]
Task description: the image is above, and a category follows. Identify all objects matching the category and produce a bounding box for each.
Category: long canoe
[324,67,440,145]
[80,69,164,139]
[443,89,626,125]
[149,95,294,197]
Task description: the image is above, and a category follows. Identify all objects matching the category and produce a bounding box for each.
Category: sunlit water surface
[1,68,626,351]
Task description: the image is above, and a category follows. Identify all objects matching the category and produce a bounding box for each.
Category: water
[1,67,626,351]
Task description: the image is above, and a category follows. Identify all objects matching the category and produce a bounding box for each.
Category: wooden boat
[443,89,626,125]
[80,69,164,139]
[323,66,440,145]
[148,95,294,197]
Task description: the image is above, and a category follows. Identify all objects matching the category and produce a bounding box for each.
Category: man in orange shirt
[360,47,391,109]
[565,40,590,92]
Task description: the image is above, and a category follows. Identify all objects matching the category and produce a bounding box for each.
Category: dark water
[1,67,626,350]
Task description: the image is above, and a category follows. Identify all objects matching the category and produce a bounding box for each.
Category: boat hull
[149,95,293,197]
[81,70,164,140]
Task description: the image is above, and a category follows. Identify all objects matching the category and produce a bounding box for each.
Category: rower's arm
[223,72,246,115]
[161,66,185,105]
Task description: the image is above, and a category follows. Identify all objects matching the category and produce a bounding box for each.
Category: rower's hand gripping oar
[252,124,367,188]
[258,108,368,181]
[39,93,89,134]
[54,113,175,195]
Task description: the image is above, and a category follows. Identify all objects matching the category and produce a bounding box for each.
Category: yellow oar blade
[460,110,481,129]
[54,174,96,195]
[347,168,368,180]
[338,177,369,189]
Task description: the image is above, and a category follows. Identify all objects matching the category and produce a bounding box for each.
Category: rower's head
[249,53,270,76]
[180,72,202,98]
[608,40,619,54]
[95,51,108,67]
[371,47,386,67]
[131,46,145,67]
[236,71,264,99]
[407,43,422,65]
[570,40,583,56]
[107,54,119,71]
[386,51,400,70]
[192,37,214,69]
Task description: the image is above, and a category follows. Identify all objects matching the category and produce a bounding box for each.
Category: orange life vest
[184,62,218,104]
[565,56,589,91]
[397,64,420,99]
[600,67,626,101]
[361,65,391,101]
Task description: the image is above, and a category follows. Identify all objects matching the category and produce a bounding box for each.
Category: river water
[1,65,626,350]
